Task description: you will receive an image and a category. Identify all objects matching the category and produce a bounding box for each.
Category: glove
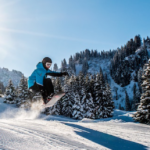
[61,72,69,76]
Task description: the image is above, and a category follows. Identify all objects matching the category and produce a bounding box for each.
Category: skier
[28,57,69,104]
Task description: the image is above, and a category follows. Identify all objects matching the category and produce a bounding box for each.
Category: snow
[0,98,150,150]
[124,57,129,60]
[135,48,143,54]
[75,64,82,75]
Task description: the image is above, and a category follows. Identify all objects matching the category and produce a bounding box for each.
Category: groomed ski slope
[0,98,150,150]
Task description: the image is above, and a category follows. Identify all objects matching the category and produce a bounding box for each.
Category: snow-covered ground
[0,98,150,150]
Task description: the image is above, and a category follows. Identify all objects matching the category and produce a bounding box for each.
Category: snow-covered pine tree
[125,90,130,111]
[89,74,96,98]
[63,75,84,119]
[4,80,17,104]
[93,71,114,119]
[132,83,138,110]
[105,83,114,117]
[61,75,75,117]
[46,99,62,115]
[84,93,95,119]
[99,78,109,118]
[83,74,95,118]
[84,49,90,60]
[78,57,82,64]
[133,60,150,124]
[0,81,5,94]
[84,74,90,92]
[78,72,88,117]
[53,63,58,71]
[69,56,76,73]
[72,91,83,120]
[66,66,75,76]
[61,59,67,72]
[82,58,89,74]
[69,55,73,65]
[138,68,143,94]
[79,74,93,117]
[54,77,62,93]
[78,72,85,92]
[93,73,103,118]
[70,75,77,92]
[16,76,30,107]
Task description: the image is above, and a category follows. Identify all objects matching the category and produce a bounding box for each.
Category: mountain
[59,35,150,110]
[0,67,24,88]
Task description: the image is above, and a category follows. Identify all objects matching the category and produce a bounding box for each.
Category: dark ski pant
[29,78,54,102]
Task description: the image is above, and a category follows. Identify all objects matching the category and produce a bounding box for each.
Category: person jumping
[28,57,69,104]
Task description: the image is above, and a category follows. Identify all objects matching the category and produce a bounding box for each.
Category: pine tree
[138,68,143,94]
[100,67,105,84]
[46,100,62,115]
[79,73,89,118]
[4,80,17,104]
[69,55,73,66]
[89,74,95,98]
[93,73,103,118]
[99,79,110,118]
[134,35,141,49]
[125,90,130,111]
[84,93,95,119]
[105,83,114,117]
[61,75,75,117]
[84,74,91,93]
[72,92,83,120]
[79,74,95,119]
[82,59,89,74]
[54,77,62,93]
[0,81,5,94]
[133,60,150,124]
[61,59,67,72]
[53,63,58,71]
[132,83,138,110]
[16,76,31,107]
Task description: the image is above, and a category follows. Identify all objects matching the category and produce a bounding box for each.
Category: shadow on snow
[63,122,147,150]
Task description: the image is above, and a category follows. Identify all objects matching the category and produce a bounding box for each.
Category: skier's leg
[43,78,54,96]
[43,78,54,103]
[29,82,43,94]
[29,82,42,91]
[29,82,44,102]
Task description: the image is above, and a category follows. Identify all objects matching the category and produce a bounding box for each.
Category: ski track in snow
[0,98,150,150]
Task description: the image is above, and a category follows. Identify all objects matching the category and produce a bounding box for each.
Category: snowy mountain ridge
[86,54,146,110]
[69,37,150,110]
[0,67,24,87]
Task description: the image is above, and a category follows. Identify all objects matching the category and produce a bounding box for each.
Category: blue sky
[0,0,150,77]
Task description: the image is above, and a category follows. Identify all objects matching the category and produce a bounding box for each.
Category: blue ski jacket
[28,62,62,89]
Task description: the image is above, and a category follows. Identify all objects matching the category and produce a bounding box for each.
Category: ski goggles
[46,62,52,67]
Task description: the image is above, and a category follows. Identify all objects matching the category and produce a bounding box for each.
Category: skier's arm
[46,70,69,77]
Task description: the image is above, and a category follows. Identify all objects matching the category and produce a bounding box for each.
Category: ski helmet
[42,57,52,64]
[42,57,52,70]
